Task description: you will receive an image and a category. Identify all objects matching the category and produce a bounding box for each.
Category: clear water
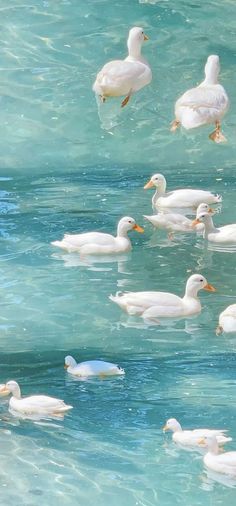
[0,0,236,504]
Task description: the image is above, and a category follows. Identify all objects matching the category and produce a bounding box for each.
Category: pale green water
[0,1,236,505]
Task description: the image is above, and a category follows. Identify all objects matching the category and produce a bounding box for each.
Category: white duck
[192,212,236,244]
[51,216,144,254]
[1,380,72,417]
[109,273,216,318]
[144,173,222,209]
[199,435,236,476]
[93,27,152,107]
[171,55,229,143]
[216,304,236,334]
[144,202,213,236]
[64,355,125,378]
[163,418,232,447]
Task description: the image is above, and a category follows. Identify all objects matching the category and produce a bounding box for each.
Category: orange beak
[144,34,149,41]
[144,179,154,190]
[64,364,69,369]
[0,385,10,396]
[208,208,214,214]
[133,224,144,233]
[191,218,201,227]
[162,424,168,432]
[203,283,216,292]
[198,438,206,446]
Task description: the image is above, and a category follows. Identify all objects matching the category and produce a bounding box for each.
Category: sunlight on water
[0,1,236,505]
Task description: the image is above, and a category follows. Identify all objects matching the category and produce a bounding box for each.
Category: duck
[144,173,222,209]
[93,27,152,107]
[109,273,216,318]
[171,55,229,143]
[216,304,236,335]
[51,216,144,254]
[1,380,73,417]
[192,212,236,244]
[144,202,213,236]
[199,435,236,476]
[163,418,232,448]
[64,355,125,378]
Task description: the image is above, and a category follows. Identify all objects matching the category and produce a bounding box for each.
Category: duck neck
[116,223,129,239]
[173,421,182,433]
[208,439,220,455]
[12,384,21,399]
[201,61,219,86]
[152,182,166,205]
[201,75,218,86]
[202,215,217,238]
[183,283,199,301]
[127,39,142,60]
[69,357,77,369]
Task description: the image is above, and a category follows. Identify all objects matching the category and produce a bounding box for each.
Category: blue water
[0,0,236,504]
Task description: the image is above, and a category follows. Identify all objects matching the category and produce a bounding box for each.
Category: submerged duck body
[64,355,125,377]
[2,381,72,417]
[144,174,221,210]
[163,418,231,448]
[110,274,216,318]
[171,55,229,143]
[93,27,152,107]
[51,216,143,254]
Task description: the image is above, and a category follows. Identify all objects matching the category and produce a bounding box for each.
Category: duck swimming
[51,216,144,254]
[110,273,216,319]
[144,202,214,236]
[144,173,222,209]
[64,355,125,378]
[163,418,232,448]
[199,435,236,476]
[192,212,236,244]
[1,380,73,417]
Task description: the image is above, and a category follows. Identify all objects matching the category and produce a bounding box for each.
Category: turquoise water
[0,0,236,504]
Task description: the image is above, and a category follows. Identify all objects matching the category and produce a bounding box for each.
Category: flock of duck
[1,25,236,479]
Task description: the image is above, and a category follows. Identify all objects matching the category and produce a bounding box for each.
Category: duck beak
[144,179,154,190]
[198,438,205,446]
[144,34,149,41]
[0,384,10,396]
[162,424,168,432]
[64,364,69,369]
[191,218,201,227]
[208,208,214,214]
[133,224,144,233]
[204,283,216,292]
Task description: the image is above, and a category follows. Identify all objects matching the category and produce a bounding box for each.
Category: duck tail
[51,240,63,248]
[215,194,222,203]
[109,291,123,302]
[117,367,125,375]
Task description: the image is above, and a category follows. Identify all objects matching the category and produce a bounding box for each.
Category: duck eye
[128,220,132,223]
[200,279,204,282]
